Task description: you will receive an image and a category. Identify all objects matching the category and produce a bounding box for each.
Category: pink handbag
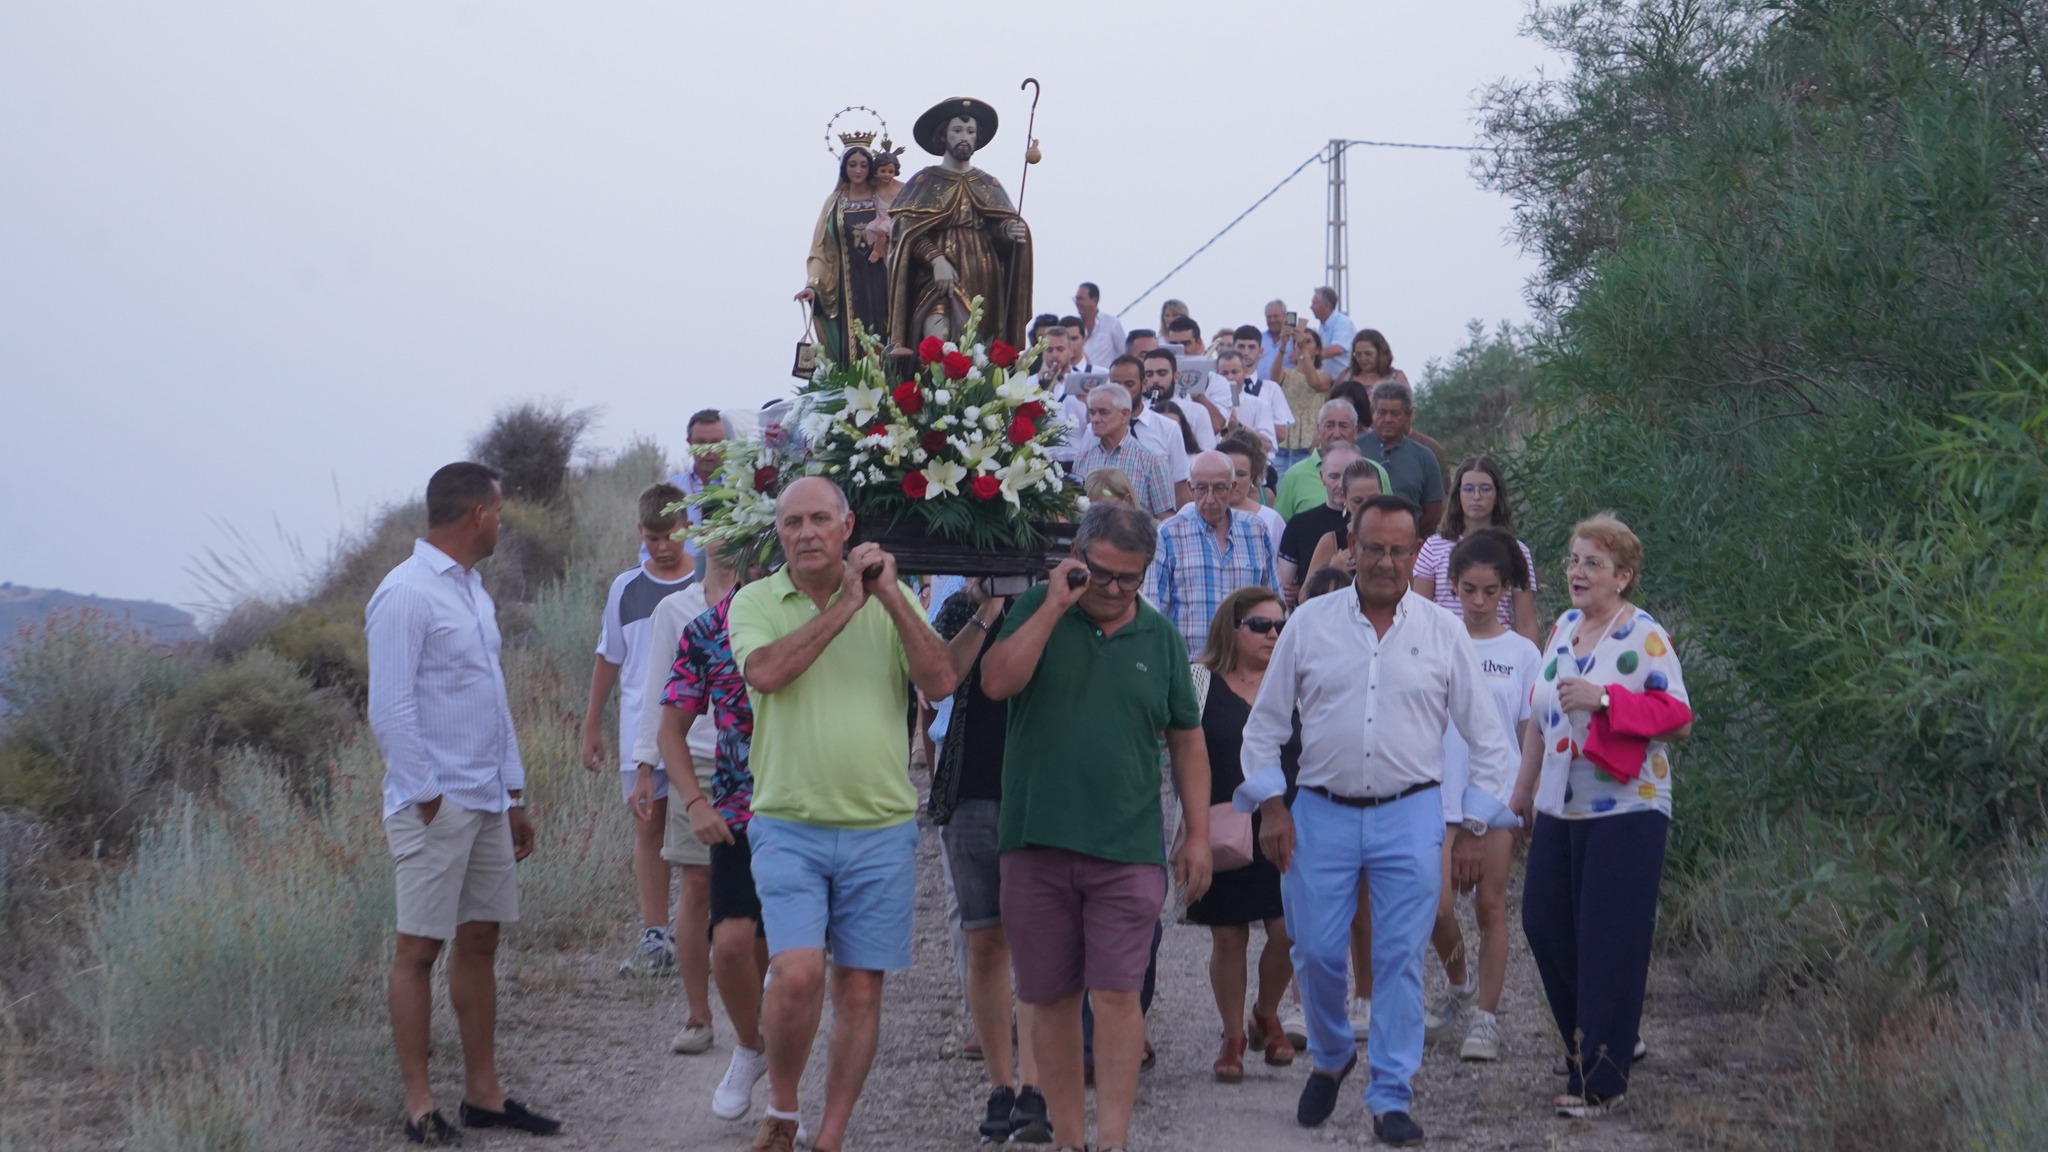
[1173,666,1256,872]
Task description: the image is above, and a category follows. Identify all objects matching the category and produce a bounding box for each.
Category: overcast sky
[0,1,1553,611]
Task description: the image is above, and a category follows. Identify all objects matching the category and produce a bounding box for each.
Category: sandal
[1248,1011,1296,1066]
[1554,1092,1626,1118]
[1213,1033,1247,1083]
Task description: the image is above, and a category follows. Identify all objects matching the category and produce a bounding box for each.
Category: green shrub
[159,650,350,798]
[124,1034,323,1152]
[309,500,423,612]
[485,498,573,615]
[82,750,388,1069]
[0,614,193,843]
[1415,319,1542,466]
[259,601,369,707]
[471,402,595,505]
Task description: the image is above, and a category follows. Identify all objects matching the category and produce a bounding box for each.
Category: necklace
[1225,667,1264,698]
[1571,603,1627,650]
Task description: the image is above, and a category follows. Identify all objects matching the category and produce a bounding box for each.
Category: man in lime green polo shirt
[1273,397,1365,520]
[725,476,959,1152]
[980,502,1214,1152]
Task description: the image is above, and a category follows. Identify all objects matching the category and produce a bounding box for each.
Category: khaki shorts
[663,793,711,867]
[386,802,519,940]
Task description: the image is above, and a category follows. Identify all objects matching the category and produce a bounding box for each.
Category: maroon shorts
[999,846,1167,1005]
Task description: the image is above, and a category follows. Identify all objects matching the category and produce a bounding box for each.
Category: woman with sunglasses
[1182,586,1299,1083]
[1410,456,1539,643]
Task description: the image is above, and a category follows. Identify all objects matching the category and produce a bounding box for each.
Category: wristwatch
[1598,690,1611,712]
[506,796,526,809]
[1460,816,1488,836]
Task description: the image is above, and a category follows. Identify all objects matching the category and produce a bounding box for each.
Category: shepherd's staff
[1017,77,1042,212]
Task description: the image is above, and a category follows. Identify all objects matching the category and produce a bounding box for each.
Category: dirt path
[339,819,1776,1152]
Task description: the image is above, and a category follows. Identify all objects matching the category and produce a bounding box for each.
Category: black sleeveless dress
[1184,678,1301,927]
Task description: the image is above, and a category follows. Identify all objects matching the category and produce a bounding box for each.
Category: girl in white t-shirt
[1425,528,1539,1061]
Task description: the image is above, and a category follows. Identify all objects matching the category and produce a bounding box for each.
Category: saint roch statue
[885,97,1034,358]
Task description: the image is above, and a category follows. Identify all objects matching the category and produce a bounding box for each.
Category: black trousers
[1521,810,1668,1100]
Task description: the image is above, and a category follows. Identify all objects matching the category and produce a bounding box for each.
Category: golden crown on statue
[837,130,877,150]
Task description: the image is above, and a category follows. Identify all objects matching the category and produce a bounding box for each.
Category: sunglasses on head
[1237,617,1284,635]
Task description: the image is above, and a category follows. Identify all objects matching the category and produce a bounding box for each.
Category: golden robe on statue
[885,164,1033,354]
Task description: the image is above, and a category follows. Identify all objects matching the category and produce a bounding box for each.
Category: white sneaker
[1349,998,1372,1041]
[712,1045,767,1120]
[1424,985,1476,1042]
[619,926,677,977]
[670,1019,714,1055]
[1280,1007,1308,1048]
[1460,1013,1502,1061]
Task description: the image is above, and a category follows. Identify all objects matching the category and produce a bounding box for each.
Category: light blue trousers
[1281,786,1444,1116]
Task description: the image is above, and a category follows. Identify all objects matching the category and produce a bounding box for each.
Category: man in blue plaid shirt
[1143,450,1278,659]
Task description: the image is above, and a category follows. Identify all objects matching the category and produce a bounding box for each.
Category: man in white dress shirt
[367,462,561,1143]
[1074,281,1127,369]
[1234,494,1517,1146]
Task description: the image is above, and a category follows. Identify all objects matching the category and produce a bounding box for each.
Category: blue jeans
[748,814,919,971]
[1282,787,1443,1116]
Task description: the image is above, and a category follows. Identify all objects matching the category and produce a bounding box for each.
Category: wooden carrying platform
[851,520,1078,577]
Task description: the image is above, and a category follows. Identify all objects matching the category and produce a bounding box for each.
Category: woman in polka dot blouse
[1508,513,1691,1118]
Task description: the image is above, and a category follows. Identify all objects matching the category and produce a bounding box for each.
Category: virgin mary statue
[797,143,891,363]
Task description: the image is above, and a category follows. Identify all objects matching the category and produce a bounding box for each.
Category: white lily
[844,381,886,425]
[922,459,968,498]
[995,369,1046,404]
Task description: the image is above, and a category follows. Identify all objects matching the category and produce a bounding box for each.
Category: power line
[1115,138,1484,318]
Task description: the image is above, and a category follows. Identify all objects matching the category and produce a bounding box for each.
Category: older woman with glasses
[1411,456,1539,643]
[1510,514,1693,1119]
[1183,587,1299,1083]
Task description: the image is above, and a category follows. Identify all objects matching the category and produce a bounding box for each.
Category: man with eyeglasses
[1074,282,1127,369]
[1072,378,1176,520]
[1146,452,1277,660]
[981,502,1214,1152]
[1234,494,1518,1146]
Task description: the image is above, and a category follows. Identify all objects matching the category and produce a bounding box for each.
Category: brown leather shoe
[1213,1033,1248,1083]
[1249,1010,1297,1066]
[747,1115,797,1152]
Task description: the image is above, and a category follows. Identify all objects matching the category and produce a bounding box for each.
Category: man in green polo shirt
[725,476,959,1152]
[981,502,1213,1152]
[1355,380,1447,535]
[1274,397,1364,520]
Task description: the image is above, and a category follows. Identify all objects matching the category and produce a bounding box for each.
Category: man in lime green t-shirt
[725,477,959,1152]
[1273,397,1365,520]
[980,502,1214,1152]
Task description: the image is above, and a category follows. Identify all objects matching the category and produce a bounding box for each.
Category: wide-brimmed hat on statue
[914,97,999,156]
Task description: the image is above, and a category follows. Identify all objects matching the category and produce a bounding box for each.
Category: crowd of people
[361,287,1695,1151]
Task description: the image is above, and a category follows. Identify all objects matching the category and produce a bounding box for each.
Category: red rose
[1015,400,1045,421]
[751,466,778,492]
[918,336,945,364]
[921,430,949,455]
[1006,415,1035,445]
[892,382,924,415]
[988,340,1019,368]
[971,475,1001,501]
[941,351,973,381]
[864,420,886,437]
[902,471,929,499]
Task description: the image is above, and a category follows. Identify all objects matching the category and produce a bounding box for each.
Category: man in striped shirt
[1144,451,1279,659]
[1072,381,1175,521]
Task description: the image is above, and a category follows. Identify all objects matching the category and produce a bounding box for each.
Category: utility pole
[1325,139,1349,311]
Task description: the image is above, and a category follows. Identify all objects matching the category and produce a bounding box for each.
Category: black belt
[1303,781,1437,810]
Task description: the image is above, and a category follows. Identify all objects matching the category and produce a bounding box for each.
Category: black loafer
[1373,1109,1426,1146]
[405,1109,463,1144]
[459,1097,562,1136]
[1296,1051,1358,1128]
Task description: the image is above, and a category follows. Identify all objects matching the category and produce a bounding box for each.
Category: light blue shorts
[747,814,919,971]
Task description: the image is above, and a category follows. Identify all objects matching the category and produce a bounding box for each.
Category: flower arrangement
[683,300,1077,561]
